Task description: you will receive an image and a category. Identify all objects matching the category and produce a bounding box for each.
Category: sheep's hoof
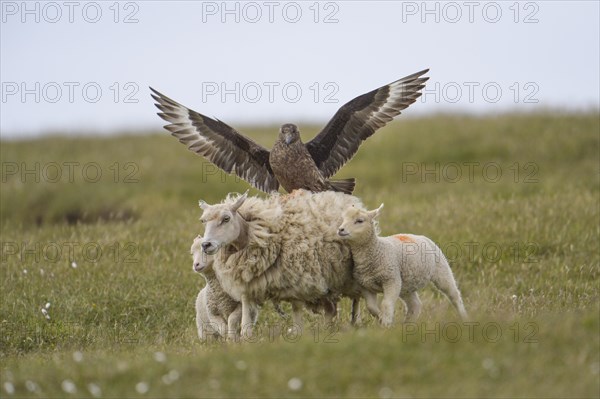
[240,327,254,342]
[225,334,240,344]
[379,317,393,328]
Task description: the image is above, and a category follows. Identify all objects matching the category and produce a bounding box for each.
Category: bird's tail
[328,178,355,195]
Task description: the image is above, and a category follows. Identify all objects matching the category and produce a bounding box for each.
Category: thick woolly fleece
[341,211,468,325]
[205,190,363,309]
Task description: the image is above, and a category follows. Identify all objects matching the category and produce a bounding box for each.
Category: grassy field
[1,112,599,398]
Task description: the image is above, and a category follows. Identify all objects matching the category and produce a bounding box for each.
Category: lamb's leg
[196,291,222,341]
[195,292,206,340]
[401,291,422,321]
[226,306,242,342]
[431,263,468,320]
[291,301,304,333]
[380,281,402,327]
[240,293,254,340]
[362,290,381,320]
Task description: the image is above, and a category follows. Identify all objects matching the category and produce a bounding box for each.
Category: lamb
[199,190,362,338]
[337,204,468,326]
[191,235,257,341]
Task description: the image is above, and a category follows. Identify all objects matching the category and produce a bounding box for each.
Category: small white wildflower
[71,261,77,269]
[287,377,303,391]
[22,269,28,274]
[235,360,247,371]
[87,383,102,398]
[482,358,495,370]
[117,361,129,372]
[511,294,517,301]
[72,351,83,362]
[61,379,77,394]
[25,380,38,392]
[40,268,45,276]
[161,369,180,385]
[482,358,499,378]
[45,302,51,309]
[378,386,393,399]
[153,351,166,363]
[135,382,149,394]
[41,308,50,320]
[3,382,15,395]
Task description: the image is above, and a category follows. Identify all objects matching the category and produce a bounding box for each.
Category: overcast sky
[1,1,599,138]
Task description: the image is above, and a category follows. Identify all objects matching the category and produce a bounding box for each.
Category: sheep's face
[199,192,247,255]
[191,235,214,273]
[338,204,383,240]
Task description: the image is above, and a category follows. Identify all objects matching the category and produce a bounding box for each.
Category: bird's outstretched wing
[305,69,429,178]
[151,88,279,193]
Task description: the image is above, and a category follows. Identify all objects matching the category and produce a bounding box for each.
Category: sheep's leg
[350,298,361,325]
[431,264,468,320]
[291,301,304,333]
[273,301,288,319]
[249,304,259,326]
[362,290,381,320]
[240,294,254,340]
[199,314,226,342]
[380,281,402,327]
[196,320,208,341]
[321,298,337,325]
[226,306,242,342]
[401,291,422,322]
[210,315,226,340]
[195,293,206,340]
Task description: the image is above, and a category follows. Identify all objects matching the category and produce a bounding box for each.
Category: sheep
[199,190,362,338]
[337,204,468,326]
[191,235,257,341]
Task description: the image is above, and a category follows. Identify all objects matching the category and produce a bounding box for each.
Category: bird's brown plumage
[269,124,353,193]
[151,68,429,194]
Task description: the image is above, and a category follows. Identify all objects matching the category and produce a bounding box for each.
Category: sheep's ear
[199,200,209,210]
[231,190,249,212]
[368,203,384,219]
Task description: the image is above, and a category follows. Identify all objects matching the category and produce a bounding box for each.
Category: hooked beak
[284,132,293,145]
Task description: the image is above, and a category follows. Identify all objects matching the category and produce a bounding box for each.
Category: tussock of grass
[0,112,598,397]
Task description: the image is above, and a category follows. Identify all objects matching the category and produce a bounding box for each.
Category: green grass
[1,112,599,398]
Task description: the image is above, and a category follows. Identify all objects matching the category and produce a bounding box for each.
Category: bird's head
[280,123,300,145]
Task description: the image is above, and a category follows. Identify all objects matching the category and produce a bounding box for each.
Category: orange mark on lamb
[394,234,415,243]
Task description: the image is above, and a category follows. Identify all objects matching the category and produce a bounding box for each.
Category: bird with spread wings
[151,68,429,194]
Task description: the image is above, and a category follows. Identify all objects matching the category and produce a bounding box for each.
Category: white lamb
[191,235,257,341]
[199,190,362,338]
[337,204,468,326]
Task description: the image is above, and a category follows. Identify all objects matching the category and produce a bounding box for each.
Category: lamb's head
[199,191,248,255]
[338,204,384,241]
[191,235,214,274]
